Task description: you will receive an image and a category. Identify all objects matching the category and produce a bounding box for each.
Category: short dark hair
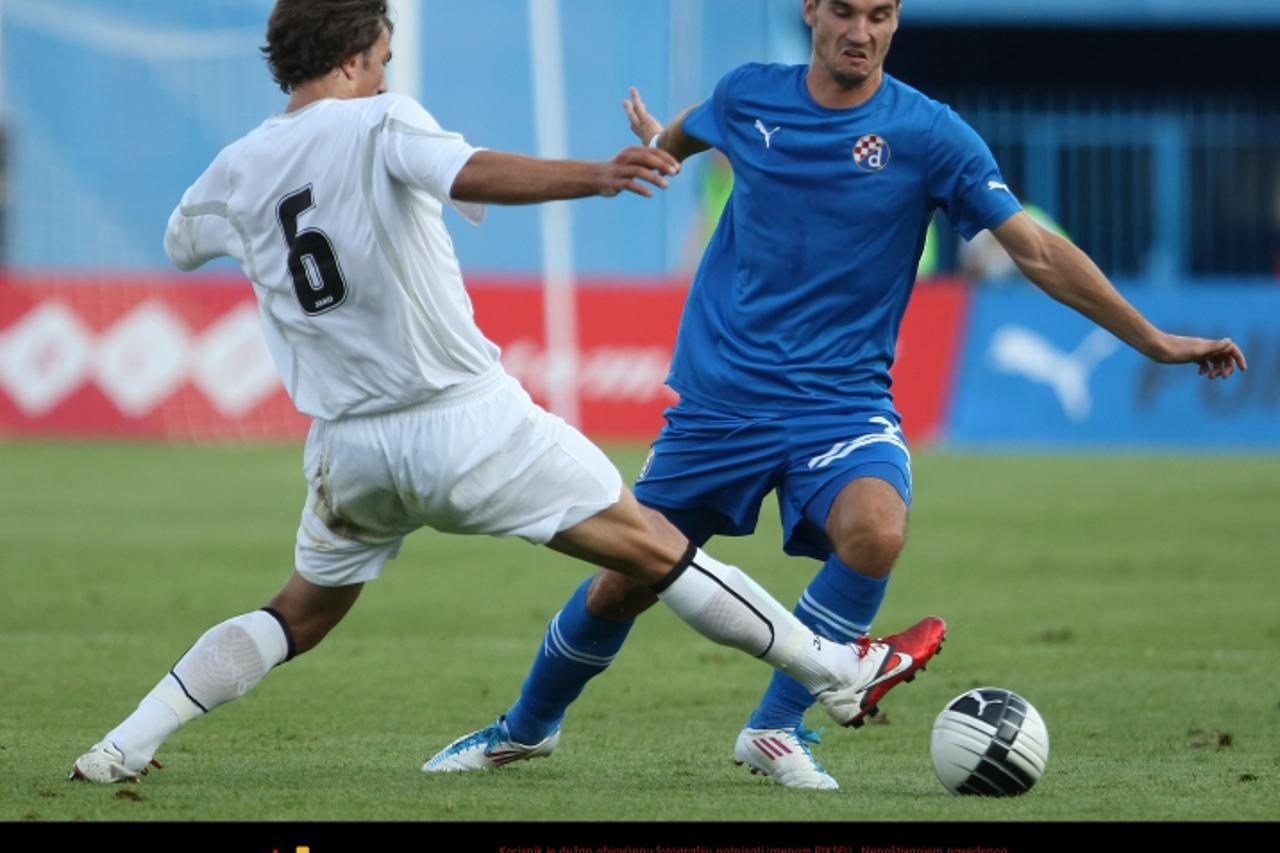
[262,0,393,93]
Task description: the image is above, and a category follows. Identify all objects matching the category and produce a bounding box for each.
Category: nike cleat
[734,725,839,790]
[422,716,560,773]
[69,741,162,784]
[816,615,946,728]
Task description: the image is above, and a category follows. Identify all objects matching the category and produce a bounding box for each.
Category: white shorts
[294,368,623,587]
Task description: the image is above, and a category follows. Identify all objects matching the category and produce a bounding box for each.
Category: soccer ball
[930,687,1049,796]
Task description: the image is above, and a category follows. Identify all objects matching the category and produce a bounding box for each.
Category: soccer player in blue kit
[426,0,1246,788]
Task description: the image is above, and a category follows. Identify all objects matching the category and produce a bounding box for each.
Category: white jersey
[164,93,500,420]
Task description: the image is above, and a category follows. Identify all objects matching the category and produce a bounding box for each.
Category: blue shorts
[633,400,912,562]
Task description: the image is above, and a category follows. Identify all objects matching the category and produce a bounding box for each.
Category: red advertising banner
[0,274,967,443]
[0,273,308,441]
[467,277,687,442]
[892,278,970,443]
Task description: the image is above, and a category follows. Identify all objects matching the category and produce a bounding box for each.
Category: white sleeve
[163,150,240,271]
[381,97,486,224]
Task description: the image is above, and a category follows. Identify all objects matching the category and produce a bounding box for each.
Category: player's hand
[623,86,664,145]
[595,146,681,198]
[1154,334,1247,379]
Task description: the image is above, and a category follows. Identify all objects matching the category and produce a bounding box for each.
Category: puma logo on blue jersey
[754,119,781,148]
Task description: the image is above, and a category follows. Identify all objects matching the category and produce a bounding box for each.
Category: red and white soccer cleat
[815,615,947,728]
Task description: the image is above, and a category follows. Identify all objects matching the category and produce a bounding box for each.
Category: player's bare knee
[607,520,687,581]
[586,570,657,620]
[832,522,906,579]
[636,503,693,561]
[265,575,362,656]
[600,492,689,573]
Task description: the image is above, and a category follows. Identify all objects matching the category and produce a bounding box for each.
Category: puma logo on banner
[988,326,1120,421]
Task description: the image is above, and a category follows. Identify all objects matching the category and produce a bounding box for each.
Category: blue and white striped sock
[503,578,632,746]
[745,556,889,731]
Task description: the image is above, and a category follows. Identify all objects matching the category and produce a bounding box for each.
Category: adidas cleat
[734,725,839,790]
[422,716,560,773]
[816,616,946,728]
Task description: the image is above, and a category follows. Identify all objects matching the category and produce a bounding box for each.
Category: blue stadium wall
[948,284,1279,450]
[1,2,1276,448]
[4,1,1278,277]
[1,0,790,276]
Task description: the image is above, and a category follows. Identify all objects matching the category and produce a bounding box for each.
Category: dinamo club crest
[852,133,891,172]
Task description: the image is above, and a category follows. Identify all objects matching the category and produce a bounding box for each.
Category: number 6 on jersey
[276,185,348,315]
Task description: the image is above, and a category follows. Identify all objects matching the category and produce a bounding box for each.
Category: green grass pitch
[2,440,1277,832]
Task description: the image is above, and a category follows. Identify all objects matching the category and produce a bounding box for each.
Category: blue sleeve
[681,65,751,151]
[927,107,1022,240]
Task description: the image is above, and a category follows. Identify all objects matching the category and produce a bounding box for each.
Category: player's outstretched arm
[992,211,1246,380]
[163,204,237,272]
[623,86,711,163]
[163,153,243,271]
[450,147,680,204]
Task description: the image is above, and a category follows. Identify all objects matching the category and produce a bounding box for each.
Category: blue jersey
[671,64,1022,417]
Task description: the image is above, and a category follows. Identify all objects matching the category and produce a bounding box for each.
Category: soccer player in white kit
[70,0,947,783]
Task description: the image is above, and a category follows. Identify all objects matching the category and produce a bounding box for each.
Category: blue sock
[745,556,890,730]
[503,578,633,745]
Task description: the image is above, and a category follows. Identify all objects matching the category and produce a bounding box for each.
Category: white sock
[653,548,857,694]
[106,609,291,771]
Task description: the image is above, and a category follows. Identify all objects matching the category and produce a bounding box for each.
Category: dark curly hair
[262,0,393,93]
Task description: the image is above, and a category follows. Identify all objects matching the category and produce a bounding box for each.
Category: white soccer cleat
[69,741,155,784]
[734,725,839,790]
[422,717,560,773]
[815,616,947,728]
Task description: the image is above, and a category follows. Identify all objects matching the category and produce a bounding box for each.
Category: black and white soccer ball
[930,687,1049,796]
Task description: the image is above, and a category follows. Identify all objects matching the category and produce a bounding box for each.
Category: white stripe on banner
[0,0,7,109]
[7,0,260,62]
[528,0,580,427]
[387,0,422,103]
